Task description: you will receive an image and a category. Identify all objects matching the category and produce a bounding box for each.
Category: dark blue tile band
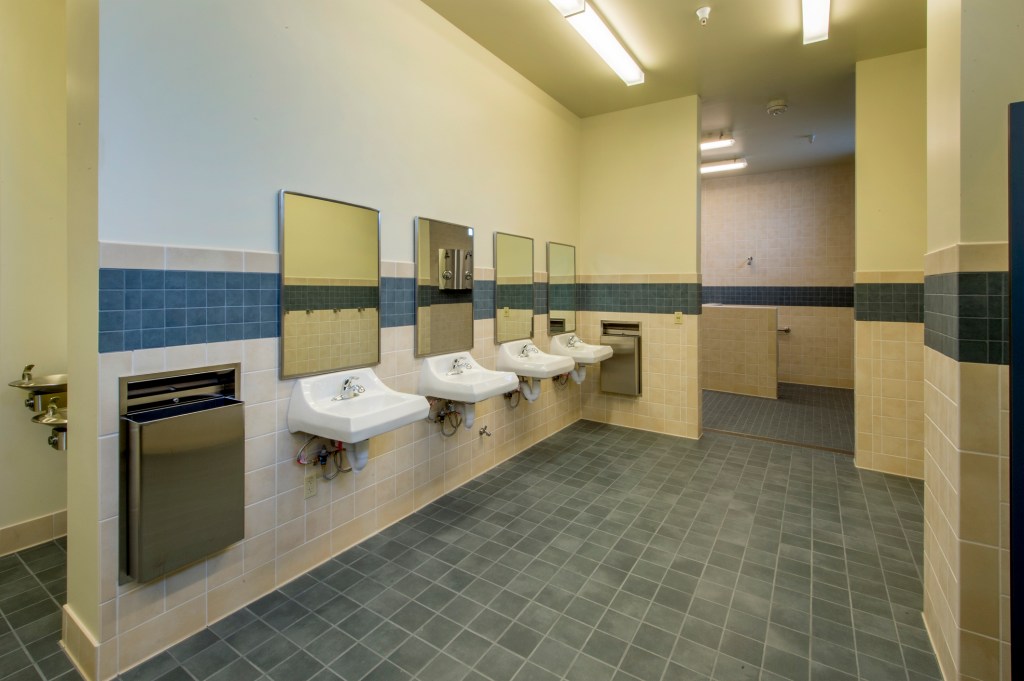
[99,268,280,353]
[496,284,534,312]
[473,280,496,320]
[282,285,379,313]
[579,283,701,315]
[701,286,853,308]
[534,282,548,316]
[924,272,1008,365]
[854,283,924,322]
[382,278,415,328]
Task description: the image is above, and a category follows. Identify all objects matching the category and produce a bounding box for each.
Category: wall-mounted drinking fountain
[9,364,69,451]
[33,398,68,451]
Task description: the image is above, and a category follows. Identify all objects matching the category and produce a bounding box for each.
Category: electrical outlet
[674,311,683,324]
[303,473,317,499]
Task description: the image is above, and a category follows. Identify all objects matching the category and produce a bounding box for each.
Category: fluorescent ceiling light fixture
[701,159,748,174]
[549,0,644,86]
[802,0,830,44]
[700,135,736,152]
[549,0,585,16]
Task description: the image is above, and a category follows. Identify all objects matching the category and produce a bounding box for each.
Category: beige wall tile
[702,164,854,288]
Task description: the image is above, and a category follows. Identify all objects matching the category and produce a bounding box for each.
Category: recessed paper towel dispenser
[119,364,244,584]
[600,321,642,396]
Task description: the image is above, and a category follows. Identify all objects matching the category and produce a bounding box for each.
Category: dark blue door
[1010,101,1024,668]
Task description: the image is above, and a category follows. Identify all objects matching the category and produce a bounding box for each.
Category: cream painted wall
[959,2,1024,244]
[927,0,1024,251]
[925,0,961,252]
[97,0,581,268]
[579,97,701,276]
[855,49,926,272]
[0,0,69,529]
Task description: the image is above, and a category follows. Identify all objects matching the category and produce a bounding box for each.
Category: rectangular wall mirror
[494,232,534,343]
[547,242,577,335]
[414,217,475,357]
[279,191,380,379]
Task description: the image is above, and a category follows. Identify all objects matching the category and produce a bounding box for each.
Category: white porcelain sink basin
[550,333,613,365]
[288,369,429,444]
[496,341,575,379]
[418,352,519,403]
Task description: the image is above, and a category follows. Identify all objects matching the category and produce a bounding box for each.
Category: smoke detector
[766,99,789,116]
[696,6,711,26]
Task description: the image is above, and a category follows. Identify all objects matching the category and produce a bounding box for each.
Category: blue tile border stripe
[473,280,496,320]
[99,268,279,353]
[382,277,415,328]
[924,271,1008,364]
[579,283,701,315]
[854,283,924,322]
[701,286,853,308]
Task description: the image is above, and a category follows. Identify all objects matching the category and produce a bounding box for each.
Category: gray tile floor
[703,384,855,454]
[2,421,942,681]
[0,538,76,680]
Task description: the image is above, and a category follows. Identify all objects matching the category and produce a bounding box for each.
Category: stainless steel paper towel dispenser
[600,321,642,396]
[119,364,244,584]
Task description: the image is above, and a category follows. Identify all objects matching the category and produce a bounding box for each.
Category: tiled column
[578,276,701,438]
[853,273,925,478]
[921,244,1010,681]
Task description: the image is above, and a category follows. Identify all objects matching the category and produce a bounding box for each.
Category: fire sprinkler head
[696,6,711,26]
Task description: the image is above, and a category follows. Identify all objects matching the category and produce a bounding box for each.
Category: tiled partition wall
[73,243,581,680]
[853,272,926,478]
[920,244,1010,681]
[577,275,701,439]
[700,304,778,398]
[701,164,855,389]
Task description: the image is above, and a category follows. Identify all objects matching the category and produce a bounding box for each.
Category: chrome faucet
[447,357,473,375]
[333,377,365,400]
[519,343,539,358]
[566,335,582,348]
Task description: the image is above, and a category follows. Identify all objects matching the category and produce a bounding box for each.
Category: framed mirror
[279,191,380,379]
[414,217,475,357]
[494,232,534,343]
[547,242,576,334]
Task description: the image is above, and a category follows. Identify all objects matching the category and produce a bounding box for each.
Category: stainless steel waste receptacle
[119,364,244,584]
[600,321,641,395]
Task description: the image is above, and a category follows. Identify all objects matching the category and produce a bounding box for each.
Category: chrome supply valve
[333,377,365,401]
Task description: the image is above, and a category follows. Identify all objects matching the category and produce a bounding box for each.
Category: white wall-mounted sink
[417,352,519,404]
[496,341,575,379]
[288,369,429,445]
[549,333,613,365]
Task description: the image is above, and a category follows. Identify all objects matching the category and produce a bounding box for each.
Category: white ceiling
[418,0,926,174]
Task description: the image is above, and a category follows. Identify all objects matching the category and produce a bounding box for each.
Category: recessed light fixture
[802,0,830,44]
[700,159,748,174]
[700,133,735,152]
[548,0,645,86]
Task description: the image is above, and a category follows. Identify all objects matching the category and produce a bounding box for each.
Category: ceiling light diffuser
[700,159,748,174]
[549,0,645,86]
[802,0,830,44]
[700,135,736,152]
[549,0,585,16]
